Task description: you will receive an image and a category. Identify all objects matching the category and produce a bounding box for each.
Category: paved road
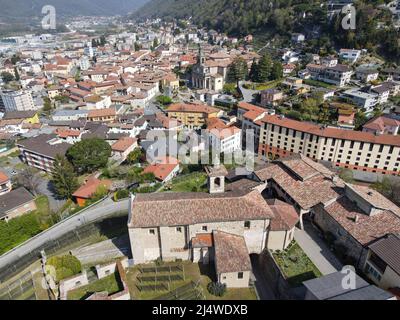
[37,178,66,213]
[0,197,130,270]
[238,81,260,103]
[294,223,343,275]
[250,254,276,300]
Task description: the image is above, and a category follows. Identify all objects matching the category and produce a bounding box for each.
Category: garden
[273,241,322,287]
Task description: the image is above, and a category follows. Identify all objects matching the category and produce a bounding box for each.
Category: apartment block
[258,115,400,176]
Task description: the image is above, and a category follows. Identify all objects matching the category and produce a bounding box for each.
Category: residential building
[364,234,400,290]
[260,89,283,107]
[142,156,180,183]
[363,116,400,136]
[206,118,242,154]
[87,108,117,123]
[0,90,36,112]
[17,134,71,172]
[342,89,378,113]
[0,171,11,196]
[339,49,362,63]
[356,69,379,83]
[0,188,37,222]
[166,103,220,129]
[2,110,39,124]
[111,137,138,161]
[258,114,400,175]
[73,176,112,207]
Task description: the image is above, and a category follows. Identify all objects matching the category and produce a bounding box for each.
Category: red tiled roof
[73,177,111,199]
[167,103,219,114]
[0,171,9,185]
[111,137,137,152]
[129,190,274,228]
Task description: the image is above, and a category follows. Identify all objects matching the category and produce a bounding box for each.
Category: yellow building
[166,103,220,129]
[2,110,40,124]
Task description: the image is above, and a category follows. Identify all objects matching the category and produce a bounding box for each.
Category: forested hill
[134,0,327,35]
[133,0,399,62]
[0,0,149,20]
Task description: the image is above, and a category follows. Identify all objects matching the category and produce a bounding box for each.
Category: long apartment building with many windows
[17,134,70,173]
[258,115,400,176]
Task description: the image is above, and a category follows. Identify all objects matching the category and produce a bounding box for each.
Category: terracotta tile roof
[73,177,111,199]
[167,103,220,114]
[320,197,400,245]
[129,190,274,228]
[213,231,251,274]
[268,199,300,231]
[111,137,137,152]
[0,171,9,185]
[88,108,116,118]
[192,233,213,248]
[238,101,266,114]
[346,184,400,217]
[261,115,400,147]
[55,129,81,138]
[142,160,179,181]
[254,156,343,210]
[363,116,400,132]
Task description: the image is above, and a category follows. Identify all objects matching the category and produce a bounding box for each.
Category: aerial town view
[0,0,399,309]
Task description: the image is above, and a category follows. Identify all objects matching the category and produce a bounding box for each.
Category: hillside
[0,0,149,20]
[133,0,399,62]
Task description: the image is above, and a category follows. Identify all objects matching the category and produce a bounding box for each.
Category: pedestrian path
[294,226,343,275]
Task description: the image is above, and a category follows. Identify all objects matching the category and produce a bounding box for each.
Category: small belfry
[205,157,228,194]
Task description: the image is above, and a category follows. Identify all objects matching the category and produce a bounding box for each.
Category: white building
[0,90,36,112]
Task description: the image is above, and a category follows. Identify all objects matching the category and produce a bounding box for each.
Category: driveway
[294,222,343,275]
[238,81,260,103]
[37,178,66,213]
[250,254,276,300]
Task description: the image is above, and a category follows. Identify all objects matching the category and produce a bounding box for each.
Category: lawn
[67,273,123,300]
[304,79,335,89]
[244,80,282,91]
[162,172,207,192]
[273,242,322,287]
[126,261,257,300]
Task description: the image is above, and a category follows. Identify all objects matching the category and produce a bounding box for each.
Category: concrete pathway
[294,224,343,275]
[238,81,260,103]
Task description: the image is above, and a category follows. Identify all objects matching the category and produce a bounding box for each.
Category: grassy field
[67,273,123,300]
[126,261,257,300]
[304,79,335,89]
[243,80,282,91]
[162,172,207,192]
[273,242,322,287]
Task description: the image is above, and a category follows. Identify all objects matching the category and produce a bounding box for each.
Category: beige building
[128,164,298,288]
[0,188,37,221]
[259,114,400,176]
[364,234,400,290]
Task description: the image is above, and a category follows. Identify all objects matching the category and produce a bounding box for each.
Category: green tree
[354,110,368,130]
[1,71,14,83]
[156,95,173,106]
[66,138,112,174]
[223,83,237,95]
[249,59,259,82]
[227,57,248,83]
[51,155,79,199]
[126,148,143,164]
[256,54,272,82]
[13,67,20,81]
[271,61,283,80]
[100,35,106,46]
[43,97,52,112]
